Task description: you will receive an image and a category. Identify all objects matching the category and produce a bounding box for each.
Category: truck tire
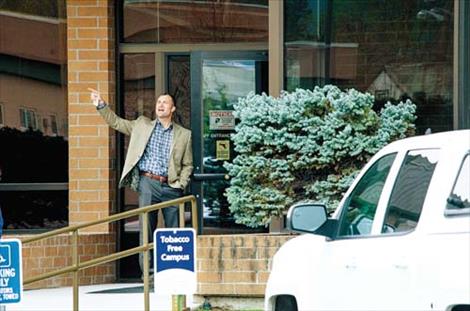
[275,295,298,311]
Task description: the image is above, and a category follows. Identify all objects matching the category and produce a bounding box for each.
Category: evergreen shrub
[224,85,416,227]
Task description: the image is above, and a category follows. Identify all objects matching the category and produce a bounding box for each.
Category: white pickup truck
[265,130,470,311]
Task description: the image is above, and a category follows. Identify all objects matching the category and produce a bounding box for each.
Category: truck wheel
[275,295,298,311]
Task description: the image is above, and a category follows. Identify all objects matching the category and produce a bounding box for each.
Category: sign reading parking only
[154,228,196,295]
[0,239,22,304]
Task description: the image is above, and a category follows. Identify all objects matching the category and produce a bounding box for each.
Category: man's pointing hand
[88,88,104,107]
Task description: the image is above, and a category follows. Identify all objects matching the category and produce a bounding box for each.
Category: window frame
[445,152,470,216]
[334,152,400,239]
[380,148,441,235]
[19,107,38,130]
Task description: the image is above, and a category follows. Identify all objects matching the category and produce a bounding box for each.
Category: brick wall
[67,0,116,232]
[197,234,294,296]
[17,233,292,291]
[7,233,115,289]
[16,232,293,292]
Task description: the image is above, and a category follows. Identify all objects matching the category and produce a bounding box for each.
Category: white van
[265,130,470,311]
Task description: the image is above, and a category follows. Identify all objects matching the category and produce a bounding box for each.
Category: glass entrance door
[118,51,267,279]
[190,51,268,234]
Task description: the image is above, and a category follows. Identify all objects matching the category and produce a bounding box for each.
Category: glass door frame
[190,50,268,234]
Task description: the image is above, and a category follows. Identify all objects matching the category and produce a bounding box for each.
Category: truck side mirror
[287,203,328,234]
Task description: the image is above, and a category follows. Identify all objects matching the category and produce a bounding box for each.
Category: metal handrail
[21,195,198,311]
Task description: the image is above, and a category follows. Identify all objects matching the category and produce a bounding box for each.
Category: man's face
[155,95,175,119]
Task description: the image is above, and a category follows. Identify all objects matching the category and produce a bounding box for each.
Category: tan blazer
[98,106,193,191]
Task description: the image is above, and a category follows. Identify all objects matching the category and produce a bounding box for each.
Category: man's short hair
[160,94,176,107]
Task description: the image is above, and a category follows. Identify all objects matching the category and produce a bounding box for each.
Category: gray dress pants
[138,175,183,274]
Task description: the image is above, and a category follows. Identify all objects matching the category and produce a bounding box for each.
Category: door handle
[192,173,230,181]
[344,257,359,270]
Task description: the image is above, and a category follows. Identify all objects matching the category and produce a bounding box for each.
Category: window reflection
[122,54,156,232]
[339,153,396,237]
[382,149,440,233]
[168,55,191,129]
[284,0,454,134]
[122,0,268,44]
[0,0,68,231]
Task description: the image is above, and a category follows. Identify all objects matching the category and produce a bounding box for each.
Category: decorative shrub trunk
[225,85,416,227]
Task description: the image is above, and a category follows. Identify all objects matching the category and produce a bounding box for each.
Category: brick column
[67,0,116,232]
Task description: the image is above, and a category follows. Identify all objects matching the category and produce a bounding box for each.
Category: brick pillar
[67,0,116,232]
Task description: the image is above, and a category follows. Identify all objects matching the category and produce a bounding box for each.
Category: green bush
[224,85,416,227]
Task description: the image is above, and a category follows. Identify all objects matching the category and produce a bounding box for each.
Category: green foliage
[225,85,416,227]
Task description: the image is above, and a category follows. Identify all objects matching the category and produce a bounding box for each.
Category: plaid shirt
[138,121,173,176]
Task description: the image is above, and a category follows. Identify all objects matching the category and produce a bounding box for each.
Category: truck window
[338,153,396,237]
[446,154,470,213]
[382,149,440,233]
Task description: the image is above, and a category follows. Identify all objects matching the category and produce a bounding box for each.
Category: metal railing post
[191,198,198,230]
[72,230,79,311]
[142,211,150,311]
[179,203,185,228]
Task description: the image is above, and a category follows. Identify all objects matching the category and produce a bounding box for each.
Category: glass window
[50,114,58,135]
[121,53,156,234]
[382,149,439,233]
[122,0,268,44]
[201,58,259,233]
[19,108,38,130]
[446,155,470,212]
[168,55,191,129]
[338,153,396,237]
[284,0,328,89]
[0,0,68,231]
[284,0,454,134]
[42,117,49,133]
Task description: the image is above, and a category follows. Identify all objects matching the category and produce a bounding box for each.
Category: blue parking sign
[0,239,22,304]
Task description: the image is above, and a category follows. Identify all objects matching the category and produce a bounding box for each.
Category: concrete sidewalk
[5,283,196,311]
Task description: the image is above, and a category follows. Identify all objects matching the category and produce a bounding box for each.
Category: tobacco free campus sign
[0,239,22,304]
[154,228,196,295]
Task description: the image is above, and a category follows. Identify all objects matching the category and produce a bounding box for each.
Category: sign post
[0,239,22,307]
[154,228,196,311]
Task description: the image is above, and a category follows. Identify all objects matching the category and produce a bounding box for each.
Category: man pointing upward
[89,88,193,275]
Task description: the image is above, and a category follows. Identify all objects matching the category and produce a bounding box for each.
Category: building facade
[0,0,468,295]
